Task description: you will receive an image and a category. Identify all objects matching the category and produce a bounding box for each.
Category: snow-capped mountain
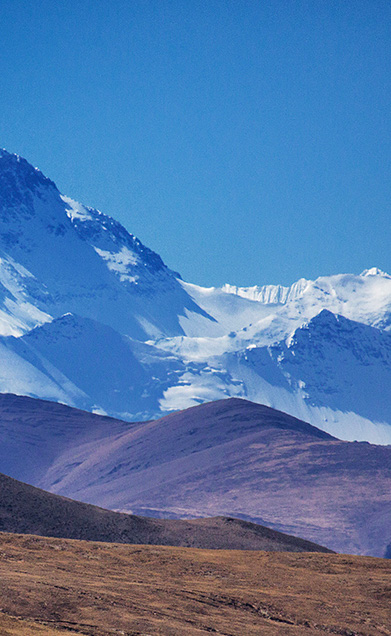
[0,149,213,340]
[0,149,390,443]
[220,267,391,328]
[1,312,191,420]
[156,310,391,444]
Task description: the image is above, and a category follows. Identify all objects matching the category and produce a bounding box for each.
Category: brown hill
[0,472,331,553]
[0,532,390,636]
[41,397,391,557]
[1,393,391,556]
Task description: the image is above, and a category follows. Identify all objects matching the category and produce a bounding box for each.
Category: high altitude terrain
[0,532,390,636]
[0,150,390,442]
[0,471,331,553]
[1,393,390,557]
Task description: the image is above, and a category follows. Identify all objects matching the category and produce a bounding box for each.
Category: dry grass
[0,532,390,635]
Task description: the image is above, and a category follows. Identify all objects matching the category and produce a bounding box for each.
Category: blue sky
[0,1,390,286]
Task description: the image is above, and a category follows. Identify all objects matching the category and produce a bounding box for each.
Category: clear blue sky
[0,1,390,287]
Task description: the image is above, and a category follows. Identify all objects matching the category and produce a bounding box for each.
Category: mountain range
[0,150,390,443]
[1,393,390,557]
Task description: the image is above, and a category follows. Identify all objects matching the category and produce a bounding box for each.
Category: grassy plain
[0,532,390,635]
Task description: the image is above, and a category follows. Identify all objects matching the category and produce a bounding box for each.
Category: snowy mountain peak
[285,309,341,347]
[0,150,175,283]
[360,267,391,279]
[305,308,339,327]
[0,149,57,203]
[291,309,382,344]
[0,150,210,341]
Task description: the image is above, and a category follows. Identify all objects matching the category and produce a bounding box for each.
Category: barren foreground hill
[0,471,331,553]
[0,532,390,636]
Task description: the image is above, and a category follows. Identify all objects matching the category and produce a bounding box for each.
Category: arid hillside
[0,532,390,635]
[41,397,391,557]
[0,472,331,553]
[2,394,391,556]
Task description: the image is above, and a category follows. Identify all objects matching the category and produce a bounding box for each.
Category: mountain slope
[268,310,391,422]
[44,398,391,557]
[3,313,186,420]
[1,394,389,556]
[0,472,332,553]
[0,393,132,484]
[158,310,391,443]
[1,304,390,441]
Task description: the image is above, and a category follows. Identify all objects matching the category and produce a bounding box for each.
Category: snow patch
[62,195,93,222]
[361,267,391,279]
[93,246,139,282]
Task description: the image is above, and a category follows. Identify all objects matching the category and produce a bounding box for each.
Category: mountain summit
[361,267,391,278]
[0,150,211,340]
